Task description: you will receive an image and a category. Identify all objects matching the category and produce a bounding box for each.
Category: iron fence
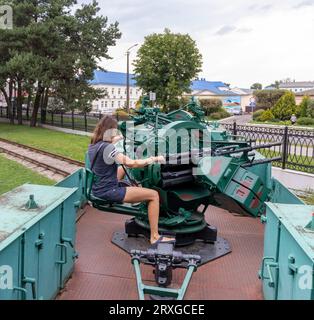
[0,106,128,132]
[1,106,313,174]
[221,122,314,174]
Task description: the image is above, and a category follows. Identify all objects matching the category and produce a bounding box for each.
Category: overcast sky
[79,0,314,88]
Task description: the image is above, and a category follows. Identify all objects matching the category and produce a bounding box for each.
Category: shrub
[200,99,223,115]
[210,108,230,120]
[253,109,264,120]
[259,109,275,122]
[296,117,314,126]
[271,91,296,120]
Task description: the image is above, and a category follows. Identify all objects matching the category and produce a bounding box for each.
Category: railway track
[0,137,85,167]
[0,138,84,180]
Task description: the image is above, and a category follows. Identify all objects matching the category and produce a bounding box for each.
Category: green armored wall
[0,169,85,300]
[260,203,314,300]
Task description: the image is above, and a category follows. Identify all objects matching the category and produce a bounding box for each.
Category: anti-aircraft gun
[85,96,281,255]
[84,96,283,299]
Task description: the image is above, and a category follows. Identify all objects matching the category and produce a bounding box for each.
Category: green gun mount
[85,97,281,264]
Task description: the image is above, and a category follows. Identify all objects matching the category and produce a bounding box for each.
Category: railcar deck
[58,204,264,300]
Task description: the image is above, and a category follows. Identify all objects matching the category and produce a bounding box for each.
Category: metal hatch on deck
[0,184,77,250]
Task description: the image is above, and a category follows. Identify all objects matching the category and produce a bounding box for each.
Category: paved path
[219,114,252,125]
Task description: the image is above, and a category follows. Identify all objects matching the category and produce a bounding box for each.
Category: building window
[105,101,108,108]
[101,101,104,108]
[112,88,115,95]
[112,101,114,108]
[130,89,133,96]
[118,88,121,95]
[118,101,121,108]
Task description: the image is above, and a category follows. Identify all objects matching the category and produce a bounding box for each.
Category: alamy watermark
[298,265,313,290]
[0,265,13,290]
[101,122,213,175]
[0,5,13,29]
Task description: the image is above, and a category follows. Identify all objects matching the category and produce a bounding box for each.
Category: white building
[279,81,314,93]
[0,93,6,107]
[90,71,142,113]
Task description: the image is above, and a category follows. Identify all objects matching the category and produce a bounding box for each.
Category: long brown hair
[91,115,118,144]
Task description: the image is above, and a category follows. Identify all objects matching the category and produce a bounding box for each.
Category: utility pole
[126,44,138,113]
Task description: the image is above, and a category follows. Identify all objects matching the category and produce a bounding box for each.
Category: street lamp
[126,43,138,113]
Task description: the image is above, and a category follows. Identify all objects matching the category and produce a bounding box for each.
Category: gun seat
[85,152,122,207]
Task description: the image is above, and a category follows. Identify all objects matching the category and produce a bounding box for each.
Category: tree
[298,96,310,117]
[133,29,202,111]
[0,0,121,126]
[200,99,223,116]
[253,90,286,110]
[307,100,314,118]
[271,91,296,120]
[250,83,262,90]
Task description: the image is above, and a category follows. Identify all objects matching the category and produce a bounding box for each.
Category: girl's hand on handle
[153,155,166,164]
[146,157,155,165]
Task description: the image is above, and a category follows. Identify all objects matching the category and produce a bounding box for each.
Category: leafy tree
[271,91,296,120]
[253,90,286,110]
[0,0,121,126]
[250,83,262,90]
[200,98,222,116]
[133,29,202,112]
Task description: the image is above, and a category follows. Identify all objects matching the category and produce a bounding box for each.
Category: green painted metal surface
[0,184,78,300]
[85,97,277,237]
[132,258,196,300]
[260,203,314,300]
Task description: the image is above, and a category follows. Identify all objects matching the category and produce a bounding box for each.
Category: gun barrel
[241,156,282,167]
[215,142,282,156]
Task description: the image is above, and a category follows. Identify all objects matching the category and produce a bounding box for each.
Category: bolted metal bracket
[35,232,45,250]
[25,194,39,210]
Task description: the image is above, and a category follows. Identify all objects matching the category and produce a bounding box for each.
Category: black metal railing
[222,122,314,174]
[0,106,129,132]
[1,106,313,174]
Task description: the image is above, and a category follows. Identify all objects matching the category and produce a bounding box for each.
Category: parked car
[228,107,242,115]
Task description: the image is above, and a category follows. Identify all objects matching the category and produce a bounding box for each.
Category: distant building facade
[184,79,253,112]
[279,81,314,93]
[0,93,6,107]
[295,88,314,104]
[90,72,252,113]
[90,71,142,113]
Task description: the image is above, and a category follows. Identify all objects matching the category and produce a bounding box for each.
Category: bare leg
[123,187,174,244]
[117,166,126,181]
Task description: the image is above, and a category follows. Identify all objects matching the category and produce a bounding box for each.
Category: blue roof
[90,70,137,87]
[90,71,231,95]
[190,80,229,94]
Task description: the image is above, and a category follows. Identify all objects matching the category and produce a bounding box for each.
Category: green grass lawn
[299,192,314,205]
[259,149,314,173]
[250,120,314,128]
[0,123,90,161]
[0,154,54,195]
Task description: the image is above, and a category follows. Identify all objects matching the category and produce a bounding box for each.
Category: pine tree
[271,91,296,120]
[0,0,121,126]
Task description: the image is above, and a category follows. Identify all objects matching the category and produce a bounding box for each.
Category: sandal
[150,236,176,248]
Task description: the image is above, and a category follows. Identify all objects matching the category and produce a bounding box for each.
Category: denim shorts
[101,182,127,203]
